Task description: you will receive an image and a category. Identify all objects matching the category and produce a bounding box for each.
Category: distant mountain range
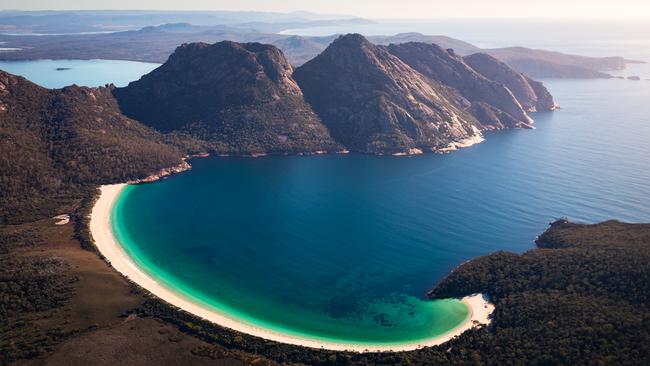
[0,21,641,78]
[0,10,371,34]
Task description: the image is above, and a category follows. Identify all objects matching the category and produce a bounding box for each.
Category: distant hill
[0,27,638,78]
[464,52,558,111]
[0,10,369,34]
[483,46,628,78]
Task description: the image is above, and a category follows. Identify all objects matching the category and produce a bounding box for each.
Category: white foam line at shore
[90,184,494,352]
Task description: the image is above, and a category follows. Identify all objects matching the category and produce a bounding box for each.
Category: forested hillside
[0,71,187,224]
[424,219,650,365]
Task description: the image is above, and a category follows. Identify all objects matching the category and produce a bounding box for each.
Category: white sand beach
[90,184,495,352]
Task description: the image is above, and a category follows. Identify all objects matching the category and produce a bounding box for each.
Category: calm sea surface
[6,21,650,345]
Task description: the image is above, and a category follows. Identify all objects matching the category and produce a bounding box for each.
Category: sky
[0,0,649,19]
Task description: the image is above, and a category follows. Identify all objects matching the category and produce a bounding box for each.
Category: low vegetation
[0,223,77,363]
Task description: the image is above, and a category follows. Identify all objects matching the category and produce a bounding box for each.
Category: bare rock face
[111,36,556,156]
[114,41,340,154]
[293,34,484,154]
[387,42,533,128]
[524,76,559,111]
[464,53,558,112]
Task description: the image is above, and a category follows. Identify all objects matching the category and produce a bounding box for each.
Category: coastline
[90,183,495,353]
[439,127,486,153]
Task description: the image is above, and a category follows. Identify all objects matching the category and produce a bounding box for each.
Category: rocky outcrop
[464,53,558,112]
[293,34,486,154]
[127,160,192,184]
[387,42,532,128]
[113,41,340,155]
[524,76,558,111]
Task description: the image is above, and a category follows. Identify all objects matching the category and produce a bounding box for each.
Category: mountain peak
[114,40,339,154]
[294,36,484,154]
[322,33,376,57]
[332,33,371,45]
[387,42,533,127]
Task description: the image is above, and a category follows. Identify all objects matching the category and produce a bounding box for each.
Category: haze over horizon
[1,0,650,19]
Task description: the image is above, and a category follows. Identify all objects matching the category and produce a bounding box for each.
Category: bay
[112,75,650,344]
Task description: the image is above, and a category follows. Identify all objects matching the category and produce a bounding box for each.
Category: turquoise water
[0,59,160,88]
[111,75,650,345]
[112,165,472,345]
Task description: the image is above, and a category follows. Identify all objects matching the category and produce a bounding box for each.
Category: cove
[111,169,472,346]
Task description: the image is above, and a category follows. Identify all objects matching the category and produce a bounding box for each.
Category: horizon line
[0,9,649,21]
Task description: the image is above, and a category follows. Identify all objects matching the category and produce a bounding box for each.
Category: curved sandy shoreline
[90,183,495,352]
